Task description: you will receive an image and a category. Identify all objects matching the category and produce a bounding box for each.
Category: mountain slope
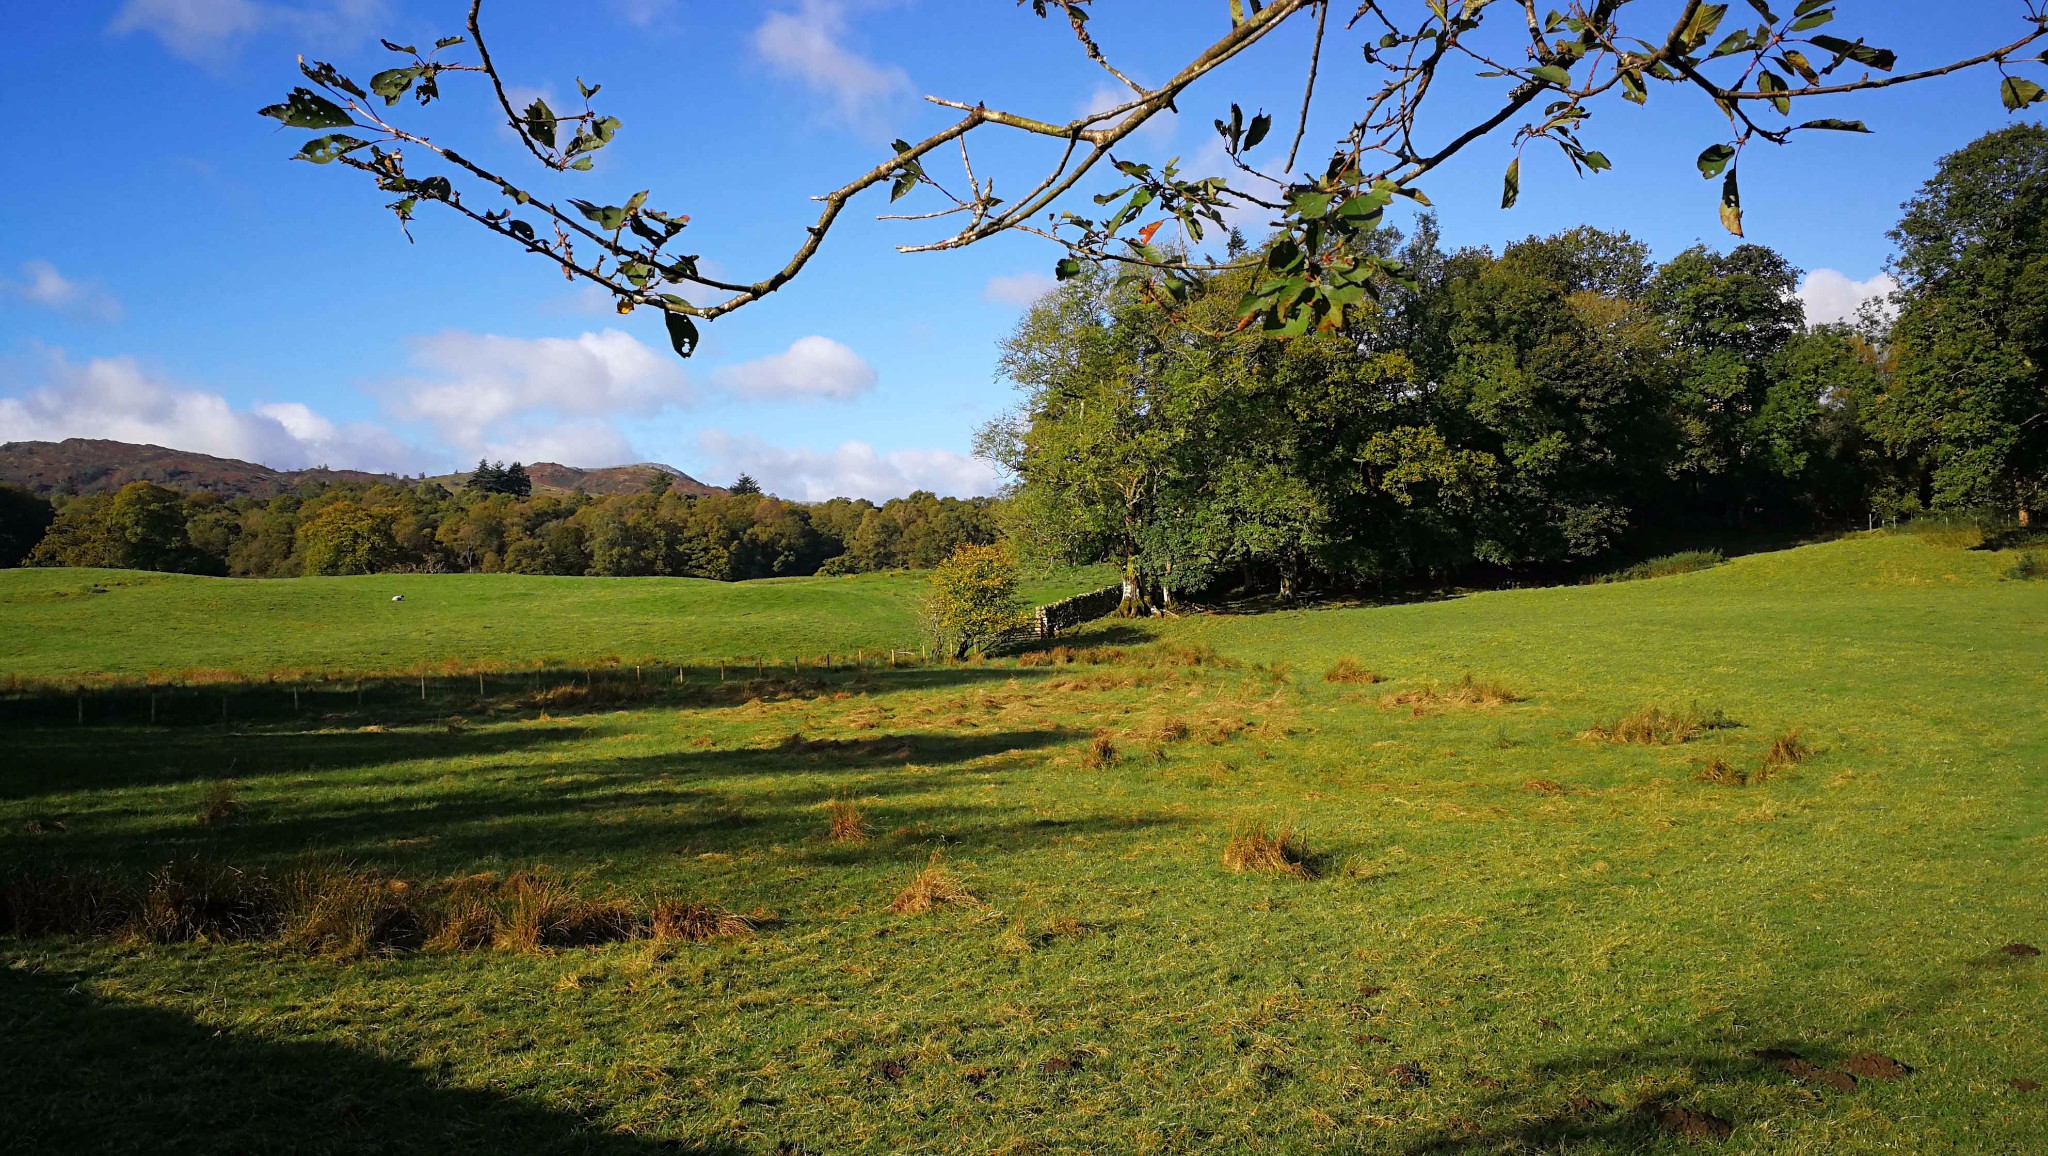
[0,439,719,499]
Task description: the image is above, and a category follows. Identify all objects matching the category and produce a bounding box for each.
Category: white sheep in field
[391,595,406,603]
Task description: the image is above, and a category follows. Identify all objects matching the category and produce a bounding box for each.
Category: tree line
[982,126,2048,610]
[0,473,999,580]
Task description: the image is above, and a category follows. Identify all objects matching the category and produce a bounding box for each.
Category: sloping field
[0,565,1114,681]
[1,533,2044,1154]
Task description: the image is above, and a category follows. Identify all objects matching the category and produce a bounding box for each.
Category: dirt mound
[1841,1053,1914,1081]
[1648,1106,1733,1139]
[1775,1058,1857,1092]
[1999,942,2042,957]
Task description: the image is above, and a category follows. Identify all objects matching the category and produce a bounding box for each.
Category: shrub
[1590,550,1724,584]
[2009,551,2045,581]
[922,544,1026,660]
[1221,821,1315,879]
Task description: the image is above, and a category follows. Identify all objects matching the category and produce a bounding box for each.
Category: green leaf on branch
[1719,170,1744,237]
[1808,35,1896,72]
[1055,257,1083,281]
[1501,157,1521,209]
[1530,64,1572,86]
[370,67,421,105]
[523,98,558,148]
[1244,113,1272,151]
[568,199,630,230]
[293,134,368,164]
[2002,76,2047,111]
[259,88,354,130]
[1696,143,1736,178]
[664,310,701,359]
[1797,118,1870,132]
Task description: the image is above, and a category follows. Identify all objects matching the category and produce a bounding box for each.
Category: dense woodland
[0,473,999,580]
[3,127,2042,596]
[983,126,2048,606]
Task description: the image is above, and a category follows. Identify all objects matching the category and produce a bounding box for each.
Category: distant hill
[0,439,721,499]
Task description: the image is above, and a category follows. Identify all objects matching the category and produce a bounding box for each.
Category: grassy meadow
[0,565,1114,682]
[3,531,2046,1153]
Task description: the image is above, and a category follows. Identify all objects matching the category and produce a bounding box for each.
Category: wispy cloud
[697,430,999,501]
[753,0,911,131]
[6,261,123,323]
[378,328,694,458]
[1797,269,1898,328]
[0,349,414,472]
[109,0,386,65]
[983,271,1059,308]
[710,336,877,402]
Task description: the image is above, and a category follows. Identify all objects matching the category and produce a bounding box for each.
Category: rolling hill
[0,439,720,499]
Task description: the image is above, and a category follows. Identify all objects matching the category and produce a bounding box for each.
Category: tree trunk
[1117,558,1144,618]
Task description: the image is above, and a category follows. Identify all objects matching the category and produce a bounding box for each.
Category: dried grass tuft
[826,797,871,843]
[1383,673,1521,715]
[1082,734,1119,770]
[1693,758,1749,787]
[1763,730,1811,770]
[1582,704,1736,745]
[1221,821,1316,879]
[650,900,754,942]
[887,854,980,915]
[195,782,241,826]
[1323,658,1384,685]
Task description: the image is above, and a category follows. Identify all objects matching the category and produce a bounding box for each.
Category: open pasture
[2,533,2046,1153]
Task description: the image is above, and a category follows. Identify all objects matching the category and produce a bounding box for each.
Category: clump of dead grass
[1082,734,1119,770]
[1763,730,1811,770]
[887,854,980,915]
[195,782,241,825]
[1324,658,1384,685]
[1221,820,1316,880]
[650,899,755,942]
[1693,758,1750,787]
[1581,704,1737,745]
[1521,779,1567,796]
[1382,673,1522,715]
[826,796,870,843]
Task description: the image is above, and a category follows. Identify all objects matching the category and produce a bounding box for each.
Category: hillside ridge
[0,439,722,499]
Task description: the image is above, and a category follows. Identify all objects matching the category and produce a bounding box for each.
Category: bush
[922,543,1025,659]
[2008,551,2045,581]
[1590,550,1723,584]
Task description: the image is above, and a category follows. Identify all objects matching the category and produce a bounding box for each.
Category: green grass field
[3,533,2045,1153]
[0,565,1114,682]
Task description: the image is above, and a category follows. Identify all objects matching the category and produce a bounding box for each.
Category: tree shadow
[0,965,716,1154]
[5,727,1097,873]
[1396,945,2042,1153]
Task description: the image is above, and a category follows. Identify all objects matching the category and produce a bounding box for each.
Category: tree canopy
[261,2,2048,356]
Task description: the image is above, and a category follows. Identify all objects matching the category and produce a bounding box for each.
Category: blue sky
[2,1,2043,498]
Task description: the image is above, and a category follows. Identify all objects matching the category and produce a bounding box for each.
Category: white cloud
[698,430,1000,501]
[983,271,1058,308]
[381,328,693,453]
[753,0,911,129]
[1081,83,1176,146]
[0,350,414,473]
[111,0,386,64]
[1797,269,1899,328]
[608,0,673,26]
[710,336,877,402]
[7,261,124,323]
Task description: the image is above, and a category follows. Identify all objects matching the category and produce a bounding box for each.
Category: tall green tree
[1876,124,2048,521]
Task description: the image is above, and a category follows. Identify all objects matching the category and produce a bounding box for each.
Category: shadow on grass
[0,661,1059,730]
[0,965,714,1155]
[1396,947,2043,1153]
[4,726,1109,873]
